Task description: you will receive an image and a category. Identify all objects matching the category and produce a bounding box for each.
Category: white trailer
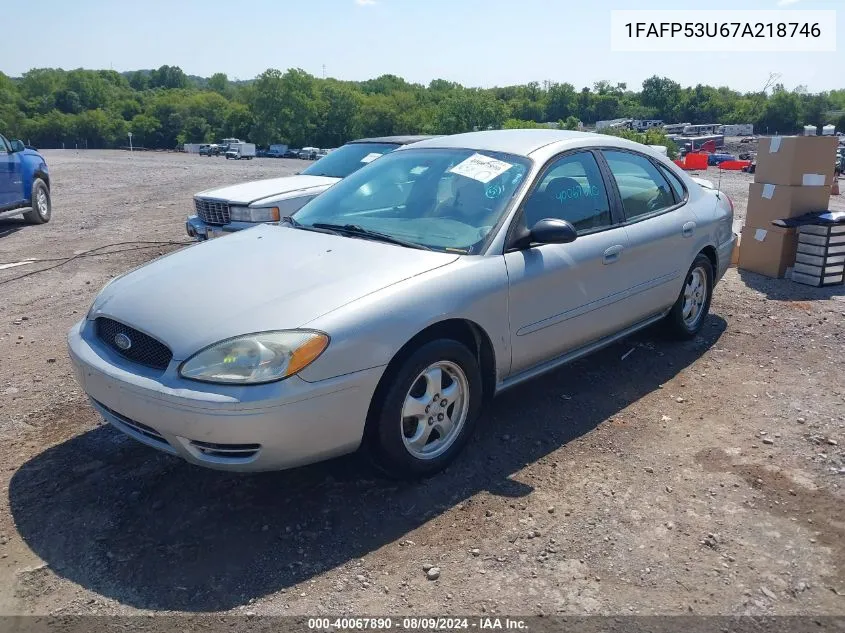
[225,142,256,160]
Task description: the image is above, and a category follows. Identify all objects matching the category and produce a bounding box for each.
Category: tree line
[1,65,843,150]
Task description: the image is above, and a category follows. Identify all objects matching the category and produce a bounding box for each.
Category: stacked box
[739,136,838,278]
[791,224,845,287]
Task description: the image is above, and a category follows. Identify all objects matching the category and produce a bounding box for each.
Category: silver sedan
[68,130,736,478]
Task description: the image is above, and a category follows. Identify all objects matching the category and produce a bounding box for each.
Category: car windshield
[293,148,531,253]
[301,142,400,179]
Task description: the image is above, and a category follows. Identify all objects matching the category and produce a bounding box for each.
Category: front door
[505,150,632,375]
[0,135,19,208]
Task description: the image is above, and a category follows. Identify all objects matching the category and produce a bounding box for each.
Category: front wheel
[664,254,713,339]
[366,339,483,479]
[23,178,51,224]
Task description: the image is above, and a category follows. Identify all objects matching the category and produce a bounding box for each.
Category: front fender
[298,256,511,383]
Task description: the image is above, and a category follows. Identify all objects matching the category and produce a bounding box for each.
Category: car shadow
[0,218,27,239]
[738,269,845,301]
[9,316,726,611]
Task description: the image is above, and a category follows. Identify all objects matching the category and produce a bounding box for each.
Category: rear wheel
[23,178,51,224]
[366,339,482,479]
[664,254,713,339]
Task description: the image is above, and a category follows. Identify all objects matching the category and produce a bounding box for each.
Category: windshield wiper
[310,223,433,251]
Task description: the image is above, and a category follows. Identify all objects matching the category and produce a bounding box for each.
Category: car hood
[90,224,459,359]
[195,175,340,205]
[22,148,45,162]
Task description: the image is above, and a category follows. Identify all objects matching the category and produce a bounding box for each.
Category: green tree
[129,114,161,147]
[317,83,361,146]
[251,68,318,145]
[150,65,188,90]
[208,72,230,96]
[561,115,580,130]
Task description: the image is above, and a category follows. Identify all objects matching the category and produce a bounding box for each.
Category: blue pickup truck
[0,133,51,224]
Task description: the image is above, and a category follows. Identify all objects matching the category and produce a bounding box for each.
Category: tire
[366,339,483,479]
[23,178,51,224]
[664,253,713,339]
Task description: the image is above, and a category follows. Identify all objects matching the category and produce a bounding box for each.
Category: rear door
[505,150,633,375]
[599,149,699,321]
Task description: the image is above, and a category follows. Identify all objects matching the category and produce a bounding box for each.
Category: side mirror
[10,139,25,153]
[530,218,577,244]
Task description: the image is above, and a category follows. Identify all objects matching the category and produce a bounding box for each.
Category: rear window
[301,142,399,179]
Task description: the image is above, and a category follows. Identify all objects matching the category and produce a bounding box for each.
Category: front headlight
[229,205,280,222]
[179,330,329,384]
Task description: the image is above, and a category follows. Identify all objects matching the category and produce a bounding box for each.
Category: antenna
[322,64,326,79]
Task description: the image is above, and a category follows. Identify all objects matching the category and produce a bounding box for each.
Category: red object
[717,160,751,171]
[683,153,709,170]
[673,159,686,168]
[700,140,717,153]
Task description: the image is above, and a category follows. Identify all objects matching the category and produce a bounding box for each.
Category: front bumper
[67,319,384,472]
[186,215,263,240]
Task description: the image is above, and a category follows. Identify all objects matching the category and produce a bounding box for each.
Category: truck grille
[95,317,173,370]
[194,198,230,225]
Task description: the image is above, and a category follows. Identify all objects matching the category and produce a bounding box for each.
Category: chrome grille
[95,318,173,370]
[194,198,231,225]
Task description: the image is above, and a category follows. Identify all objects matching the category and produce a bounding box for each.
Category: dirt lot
[0,150,843,618]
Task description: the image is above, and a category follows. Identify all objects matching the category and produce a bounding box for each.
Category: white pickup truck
[186,135,436,240]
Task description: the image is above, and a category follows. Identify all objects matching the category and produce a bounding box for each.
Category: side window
[522,152,612,233]
[0,135,9,153]
[658,164,686,204]
[603,150,676,220]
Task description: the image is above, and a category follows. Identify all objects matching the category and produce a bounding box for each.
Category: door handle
[682,221,697,238]
[603,244,624,264]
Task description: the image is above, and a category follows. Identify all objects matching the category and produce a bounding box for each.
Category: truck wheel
[23,179,51,224]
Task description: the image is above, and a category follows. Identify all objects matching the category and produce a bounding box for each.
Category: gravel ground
[0,150,843,618]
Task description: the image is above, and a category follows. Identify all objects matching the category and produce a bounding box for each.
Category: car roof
[348,135,441,146]
[404,129,605,157]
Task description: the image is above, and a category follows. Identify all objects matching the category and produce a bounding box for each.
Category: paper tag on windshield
[360,152,383,164]
[449,153,513,183]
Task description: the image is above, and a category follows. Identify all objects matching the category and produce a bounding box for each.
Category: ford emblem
[114,333,132,351]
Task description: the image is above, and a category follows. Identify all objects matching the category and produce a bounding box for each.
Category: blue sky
[1,0,841,92]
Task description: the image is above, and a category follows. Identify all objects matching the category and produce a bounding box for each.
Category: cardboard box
[754,136,838,186]
[738,226,798,278]
[744,183,831,233]
[730,236,740,266]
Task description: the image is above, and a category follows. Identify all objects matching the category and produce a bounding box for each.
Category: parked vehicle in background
[267,144,289,158]
[225,143,256,160]
[707,153,736,166]
[78,130,735,477]
[199,144,219,156]
[185,135,436,240]
[218,138,242,155]
[299,147,319,160]
[283,148,300,158]
[0,133,51,224]
[316,149,330,159]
